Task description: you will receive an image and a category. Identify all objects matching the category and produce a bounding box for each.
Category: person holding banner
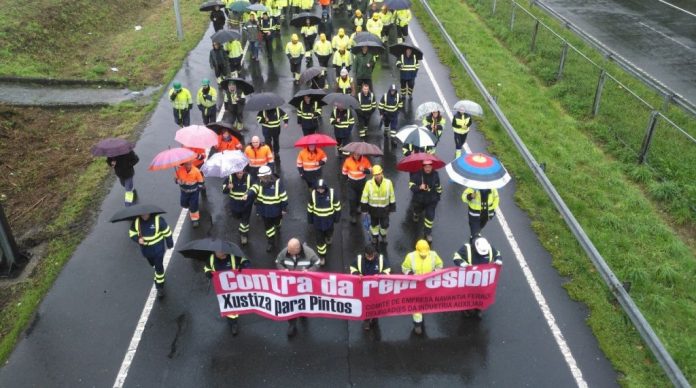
[204,251,251,335]
[350,244,390,331]
[401,240,443,335]
[453,236,502,318]
[275,238,321,337]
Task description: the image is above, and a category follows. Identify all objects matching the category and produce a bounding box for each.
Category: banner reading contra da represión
[212,265,501,321]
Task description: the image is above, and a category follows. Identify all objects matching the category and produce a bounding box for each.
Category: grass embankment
[0,0,209,363]
[0,0,207,88]
[467,0,696,240]
[414,0,696,385]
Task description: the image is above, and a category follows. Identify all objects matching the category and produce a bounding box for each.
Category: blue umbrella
[445,152,511,189]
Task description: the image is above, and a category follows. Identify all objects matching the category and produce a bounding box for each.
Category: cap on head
[291,33,299,42]
[340,68,348,76]
[416,239,430,254]
[474,237,491,256]
[356,25,363,32]
[258,165,272,177]
[372,13,379,19]
[173,81,182,90]
[338,28,345,35]
[201,78,210,86]
[372,165,383,175]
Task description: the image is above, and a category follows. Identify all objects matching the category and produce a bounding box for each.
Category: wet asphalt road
[0,82,160,106]
[539,0,696,104]
[0,8,617,388]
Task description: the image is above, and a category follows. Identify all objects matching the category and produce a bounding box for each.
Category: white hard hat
[258,165,272,177]
[340,68,348,76]
[474,237,490,256]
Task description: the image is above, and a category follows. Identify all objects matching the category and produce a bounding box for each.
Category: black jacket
[107,151,139,179]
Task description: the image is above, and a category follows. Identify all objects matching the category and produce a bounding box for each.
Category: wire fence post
[492,0,497,15]
[510,2,516,31]
[638,111,659,164]
[662,93,672,112]
[0,204,19,274]
[556,41,568,81]
[173,0,184,41]
[592,69,607,117]
[530,19,540,51]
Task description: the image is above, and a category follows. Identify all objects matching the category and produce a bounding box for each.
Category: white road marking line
[410,31,588,388]
[657,0,696,18]
[637,21,694,51]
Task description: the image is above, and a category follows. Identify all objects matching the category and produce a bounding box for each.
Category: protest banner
[212,265,501,320]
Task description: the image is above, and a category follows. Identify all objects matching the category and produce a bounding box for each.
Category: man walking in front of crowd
[307,179,341,265]
[453,235,502,317]
[169,81,192,127]
[129,211,173,299]
[350,244,390,330]
[204,250,250,334]
[245,165,288,252]
[197,79,217,125]
[275,238,321,337]
[360,165,396,247]
[401,240,443,334]
[175,161,205,228]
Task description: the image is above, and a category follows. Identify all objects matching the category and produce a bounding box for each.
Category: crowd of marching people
[97,0,509,338]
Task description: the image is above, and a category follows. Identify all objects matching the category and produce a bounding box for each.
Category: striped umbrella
[149,148,197,171]
[446,152,511,189]
[395,125,437,148]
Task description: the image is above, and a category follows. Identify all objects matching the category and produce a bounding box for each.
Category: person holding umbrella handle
[129,212,173,299]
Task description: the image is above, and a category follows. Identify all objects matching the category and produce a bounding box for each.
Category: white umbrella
[395,125,437,147]
[201,150,248,178]
[415,101,445,119]
[453,100,484,117]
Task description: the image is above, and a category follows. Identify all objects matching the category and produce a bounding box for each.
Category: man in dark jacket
[350,244,390,330]
[409,160,442,242]
[204,251,250,335]
[244,166,288,252]
[107,150,139,206]
[223,169,256,245]
[129,212,173,299]
[210,5,227,32]
[275,238,320,337]
[209,41,231,85]
[353,45,375,91]
[307,179,341,265]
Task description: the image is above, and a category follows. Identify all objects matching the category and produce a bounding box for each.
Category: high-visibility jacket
[296,148,327,172]
[196,87,217,108]
[301,25,318,38]
[396,54,419,80]
[342,156,372,181]
[336,76,354,94]
[224,172,256,212]
[330,108,355,129]
[350,254,391,275]
[248,179,288,218]
[314,39,333,56]
[169,88,192,110]
[298,100,321,120]
[223,90,245,107]
[285,41,305,58]
[361,177,396,208]
[462,188,499,214]
[380,10,394,26]
[216,134,242,151]
[331,35,351,51]
[204,253,250,274]
[453,111,472,134]
[319,0,330,5]
[244,144,274,167]
[275,0,288,6]
[187,147,206,168]
[307,188,341,229]
[395,9,412,27]
[378,92,403,113]
[224,40,244,58]
[256,108,288,129]
[332,50,352,68]
[401,250,443,275]
[366,18,383,36]
[422,115,445,140]
[358,91,376,112]
[453,243,501,266]
[409,170,442,203]
[300,0,313,9]
[175,166,204,192]
[129,215,173,248]
[353,17,365,29]
[260,18,274,34]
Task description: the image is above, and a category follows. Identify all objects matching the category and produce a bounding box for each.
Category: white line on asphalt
[637,21,694,51]
[410,32,589,388]
[657,0,696,18]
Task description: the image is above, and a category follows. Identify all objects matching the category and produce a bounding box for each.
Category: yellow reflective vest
[169,88,192,110]
[366,18,383,36]
[401,251,443,275]
[453,111,472,134]
[332,34,351,51]
[196,87,217,108]
[286,41,305,58]
[224,40,243,58]
[361,177,396,208]
[314,39,333,56]
[462,188,499,212]
[332,50,353,68]
[395,9,412,27]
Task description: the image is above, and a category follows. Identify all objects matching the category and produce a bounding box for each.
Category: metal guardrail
[417,0,691,386]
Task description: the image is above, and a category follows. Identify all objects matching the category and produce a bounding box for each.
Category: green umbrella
[228,0,251,13]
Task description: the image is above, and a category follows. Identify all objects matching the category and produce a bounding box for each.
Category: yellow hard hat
[355,10,362,17]
[416,240,430,254]
[291,34,299,42]
[320,33,327,41]
[356,26,363,32]
[338,28,345,35]
[373,13,379,19]
[372,165,383,175]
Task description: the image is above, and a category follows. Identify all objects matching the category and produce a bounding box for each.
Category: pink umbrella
[175,125,218,148]
[149,148,197,171]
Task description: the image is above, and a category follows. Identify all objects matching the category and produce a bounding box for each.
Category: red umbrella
[294,134,338,148]
[396,153,445,173]
[149,148,197,171]
[175,125,218,148]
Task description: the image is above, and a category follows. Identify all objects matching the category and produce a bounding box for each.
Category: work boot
[192,220,200,228]
[287,321,297,337]
[240,234,248,245]
[266,241,274,252]
[425,234,433,243]
[156,287,166,300]
[319,256,326,266]
[413,321,423,335]
[362,320,371,331]
[350,214,358,224]
[228,318,239,336]
[325,236,332,245]
[201,187,207,198]
[411,212,419,222]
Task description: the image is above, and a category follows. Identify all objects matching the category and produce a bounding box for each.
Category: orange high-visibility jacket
[342,156,372,180]
[296,148,327,171]
[244,144,274,167]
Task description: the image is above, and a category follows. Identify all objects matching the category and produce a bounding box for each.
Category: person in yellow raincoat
[401,240,443,335]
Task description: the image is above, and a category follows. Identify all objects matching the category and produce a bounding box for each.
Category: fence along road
[417,0,690,386]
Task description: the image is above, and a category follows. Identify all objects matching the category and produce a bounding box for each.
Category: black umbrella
[219,77,255,95]
[206,121,245,141]
[91,138,134,157]
[243,92,285,111]
[323,93,360,109]
[350,40,385,55]
[389,43,423,60]
[385,0,412,10]
[289,89,327,108]
[211,30,241,44]
[110,204,165,223]
[200,1,225,12]
[290,12,322,28]
[352,32,383,45]
[299,66,327,85]
[178,238,245,260]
